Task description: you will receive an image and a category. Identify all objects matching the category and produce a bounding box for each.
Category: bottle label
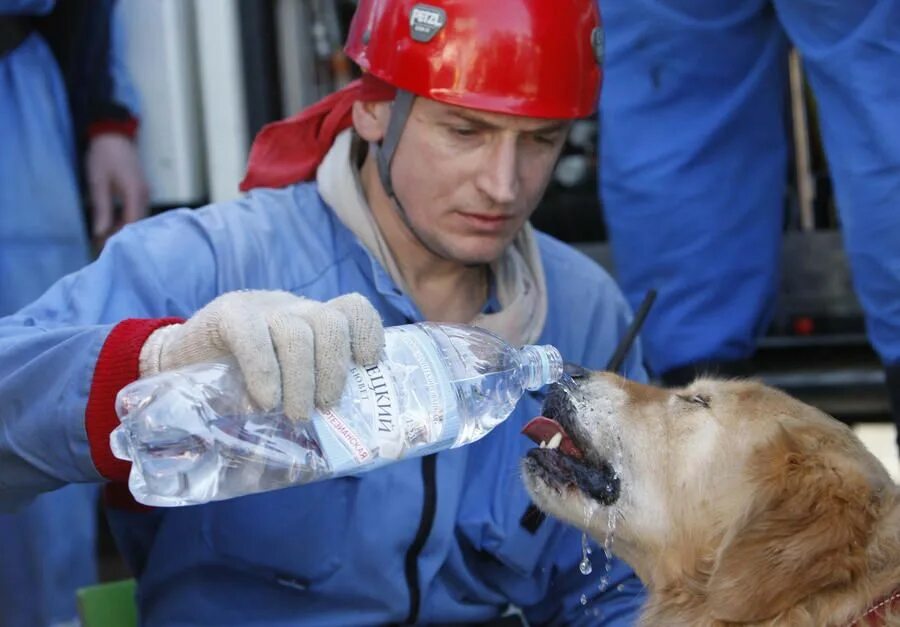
[356,360,405,459]
[386,325,461,457]
[313,325,460,474]
[318,407,374,465]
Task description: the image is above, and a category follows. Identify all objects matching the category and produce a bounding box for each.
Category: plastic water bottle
[111,322,563,507]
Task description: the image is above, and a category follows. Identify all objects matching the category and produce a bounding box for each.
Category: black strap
[519,503,547,535]
[374,89,416,200]
[0,16,33,58]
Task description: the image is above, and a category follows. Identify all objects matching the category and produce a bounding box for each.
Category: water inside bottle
[113,323,563,506]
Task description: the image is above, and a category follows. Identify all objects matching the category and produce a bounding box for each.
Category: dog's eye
[678,393,711,409]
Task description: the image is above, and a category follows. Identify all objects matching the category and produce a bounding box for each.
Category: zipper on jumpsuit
[403,454,438,624]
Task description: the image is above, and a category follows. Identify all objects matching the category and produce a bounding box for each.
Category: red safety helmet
[345,0,604,120]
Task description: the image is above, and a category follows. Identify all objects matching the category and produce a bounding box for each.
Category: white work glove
[139,290,385,420]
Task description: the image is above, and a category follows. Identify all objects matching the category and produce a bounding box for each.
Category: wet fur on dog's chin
[521,457,591,527]
[522,374,900,627]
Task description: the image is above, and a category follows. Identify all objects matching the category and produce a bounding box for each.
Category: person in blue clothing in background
[598,1,900,451]
[0,1,147,625]
[0,0,647,624]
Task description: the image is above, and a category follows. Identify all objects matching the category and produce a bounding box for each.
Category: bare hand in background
[86,133,150,244]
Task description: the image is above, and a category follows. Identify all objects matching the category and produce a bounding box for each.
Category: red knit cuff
[87,117,140,141]
[86,318,183,482]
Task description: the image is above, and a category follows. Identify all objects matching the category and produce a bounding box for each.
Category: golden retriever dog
[521,372,900,626]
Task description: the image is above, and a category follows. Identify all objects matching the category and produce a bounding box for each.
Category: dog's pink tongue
[522,417,585,460]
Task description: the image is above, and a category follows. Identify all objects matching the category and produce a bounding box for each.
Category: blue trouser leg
[777,0,900,450]
[774,0,900,366]
[0,485,99,627]
[0,35,89,316]
[0,35,96,627]
[599,0,789,376]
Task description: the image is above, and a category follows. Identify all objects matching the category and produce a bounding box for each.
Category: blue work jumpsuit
[0,1,138,624]
[0,183,647,625]
[599,0,900,378]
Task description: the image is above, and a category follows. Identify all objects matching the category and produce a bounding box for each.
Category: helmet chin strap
[372,89,456,263]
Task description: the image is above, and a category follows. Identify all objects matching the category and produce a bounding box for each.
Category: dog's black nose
[563,362,590,379]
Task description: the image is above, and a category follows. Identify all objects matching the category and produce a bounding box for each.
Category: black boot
[661,358,754,388]
[886,365,900,457]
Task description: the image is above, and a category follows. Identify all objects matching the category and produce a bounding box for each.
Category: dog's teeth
[547,433,562,450]
[540,440,547,448]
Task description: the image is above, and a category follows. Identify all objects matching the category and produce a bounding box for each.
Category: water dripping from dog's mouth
[522,380,624,589]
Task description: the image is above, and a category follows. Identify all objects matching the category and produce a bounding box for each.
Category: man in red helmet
[0,1,646,623]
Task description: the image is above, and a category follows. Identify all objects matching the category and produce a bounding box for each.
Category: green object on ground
[77,578,137,627]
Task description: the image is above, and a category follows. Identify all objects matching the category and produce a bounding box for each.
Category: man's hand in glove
[139,291,385,420]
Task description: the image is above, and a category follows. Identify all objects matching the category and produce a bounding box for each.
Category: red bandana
[239,74,397,192]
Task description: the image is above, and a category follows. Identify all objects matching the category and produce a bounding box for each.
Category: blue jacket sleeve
[0,213,218,512]
[107,0,140,117]
[37,0,139,146]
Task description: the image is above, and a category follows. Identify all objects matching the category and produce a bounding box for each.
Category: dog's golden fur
[522,374,900,626]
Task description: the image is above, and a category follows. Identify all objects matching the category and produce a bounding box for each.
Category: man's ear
[706,427,877,623]
[352,100,390,143]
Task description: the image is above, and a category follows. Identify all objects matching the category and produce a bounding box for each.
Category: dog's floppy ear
[706,426,877,623]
